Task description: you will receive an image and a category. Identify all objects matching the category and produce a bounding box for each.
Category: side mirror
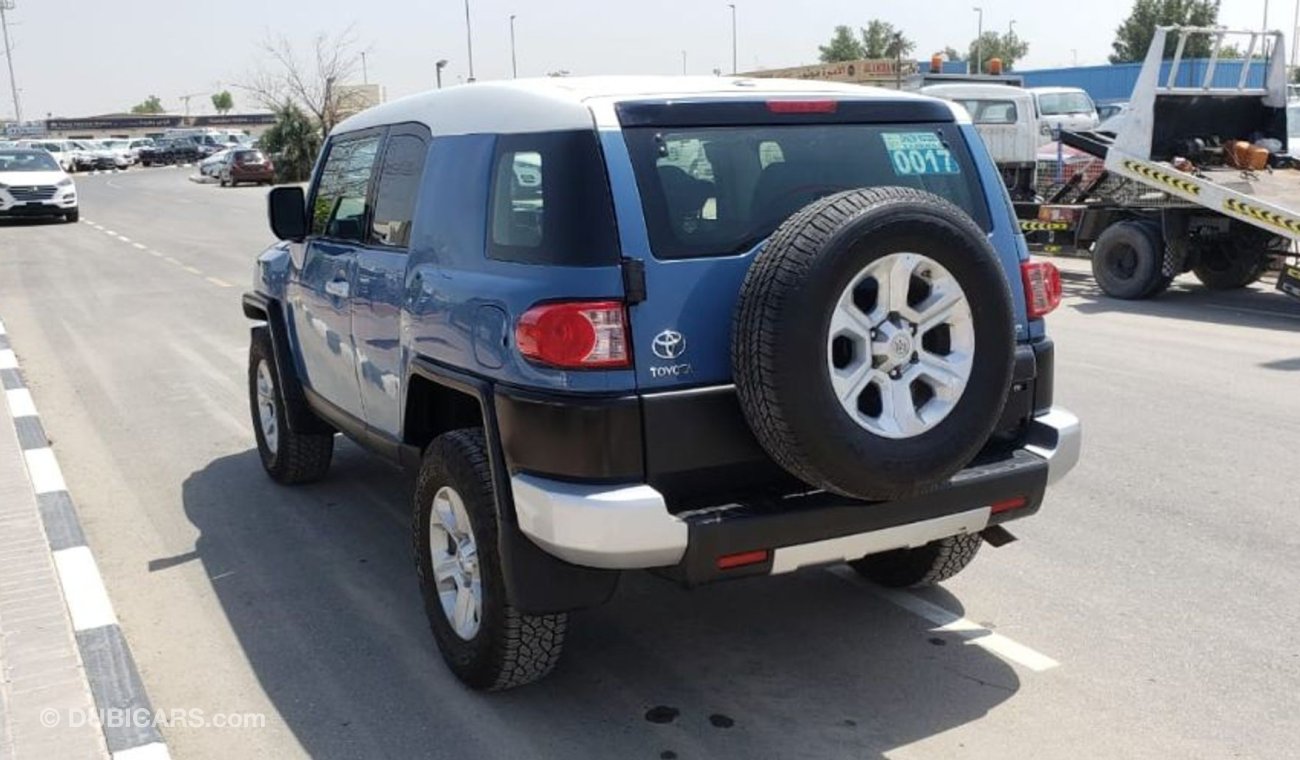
[268,186,308,241]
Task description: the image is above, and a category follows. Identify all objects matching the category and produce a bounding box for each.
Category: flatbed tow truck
[1017,26,1300,301]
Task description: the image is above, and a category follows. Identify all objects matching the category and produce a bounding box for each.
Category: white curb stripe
[5,387,38,417]
[113,741,173,760]
[132,243,147,250]
[0,349,16,369]
[205,277,232,288]
[52,546,119,631]
[23,447,68,494]
[829,566,1060,672]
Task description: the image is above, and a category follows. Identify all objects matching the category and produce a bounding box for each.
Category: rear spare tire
[733,187,1016,501]
[1091,220,1164,299]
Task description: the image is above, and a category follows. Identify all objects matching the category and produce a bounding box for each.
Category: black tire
[1091,220,1163,299]
[414,429,566,690]
[1192,241,1270,290]
[850,533,983,588]
[733,187,1016,501]
[248,327,333,484]
[64,209,79,223]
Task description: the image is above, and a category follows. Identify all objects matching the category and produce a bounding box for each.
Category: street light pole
[464,0,475,82]
[973,6,984,75]
[361,51,368,84]
[682,50,687,75]
[0,0,21,123]
[510,14,518,78]
[436,59,448,89]
[1291,0,1299,71]
[728,3,737,75]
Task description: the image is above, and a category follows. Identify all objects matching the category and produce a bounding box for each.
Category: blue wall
[1018,59,1268,103]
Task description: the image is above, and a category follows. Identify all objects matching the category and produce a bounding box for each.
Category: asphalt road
[2,168,1299,759]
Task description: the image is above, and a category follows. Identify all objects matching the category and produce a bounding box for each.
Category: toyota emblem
[651,330,686,360]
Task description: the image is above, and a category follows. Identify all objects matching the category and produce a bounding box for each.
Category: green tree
[863,20,914,59]
[941,46,964,63]
[130,95,165,115]
[1110,0,1221,63]
[211,90,234,114]
[259,101,320,183]
[968,31,1030,72]
[819,25,865,62]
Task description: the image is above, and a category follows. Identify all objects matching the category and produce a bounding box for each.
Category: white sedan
[0,148,78,223]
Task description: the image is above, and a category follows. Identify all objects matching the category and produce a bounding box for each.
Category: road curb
[0,317,172,760]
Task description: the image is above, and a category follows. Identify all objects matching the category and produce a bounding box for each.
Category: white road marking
[163,257,183,266]
[117,235,131,243]
[5,388,38,417]
[104,229,116,235]
[205,277,233,288]
[113,741,173,760]
[132,242,147,250]
[182,265,203,275]
[22,447,67,494]
[148,250,162,258]
[0,349,16,369]
[52,546,119,631]
[828,566,1060,672]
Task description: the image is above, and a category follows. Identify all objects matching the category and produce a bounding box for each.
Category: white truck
[921,83,1041,201]
[1020,26,1299,299]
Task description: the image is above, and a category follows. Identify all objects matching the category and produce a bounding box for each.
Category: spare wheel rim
[826,252,975,439]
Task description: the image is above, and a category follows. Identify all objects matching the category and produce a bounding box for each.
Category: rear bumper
[511,407,1080,582]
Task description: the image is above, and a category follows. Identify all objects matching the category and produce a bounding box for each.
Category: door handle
[324,279,350,299]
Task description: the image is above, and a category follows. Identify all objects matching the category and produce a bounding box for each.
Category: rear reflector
[716,549,770,570]
[990,497,1028,514]
[516,301,630,369]
[766,100,838,114]
[1021,260,1062,319]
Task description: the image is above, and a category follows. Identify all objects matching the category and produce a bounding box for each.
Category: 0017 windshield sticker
[882,132,960,177]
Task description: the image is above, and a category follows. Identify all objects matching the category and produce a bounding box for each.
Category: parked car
[16,140,76,173]
[1095,101,1127,122]
[100,139,138,165]
[218,148,274,186]
[1028,86,1101,136]
[0,147,79,222]
[141,138,202,166]
[199,148,232,178]
[242,77,1079,691]
[128,138,155,161]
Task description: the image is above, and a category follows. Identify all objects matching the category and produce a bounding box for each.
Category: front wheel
[415,429,566,690]
[248,328,333,484]
[64,209,79,223]
[850,533,983,588]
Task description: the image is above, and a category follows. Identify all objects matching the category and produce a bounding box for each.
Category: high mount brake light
[1021,260,1062,319]
[516,301,630,369]
[766,100,839,114]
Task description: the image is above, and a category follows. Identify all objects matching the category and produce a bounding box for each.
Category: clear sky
[0,0,1278,120]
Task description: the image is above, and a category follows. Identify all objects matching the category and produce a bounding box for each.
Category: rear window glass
[957,99,1018,125]
[486,130,619,267]
[234,150,264,162]
[625,123,990,260]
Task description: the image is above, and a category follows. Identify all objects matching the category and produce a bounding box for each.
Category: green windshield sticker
[882,132,960,176]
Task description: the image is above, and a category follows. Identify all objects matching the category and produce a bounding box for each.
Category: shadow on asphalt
[1059,269,1300,332]
[174,444,1021,759]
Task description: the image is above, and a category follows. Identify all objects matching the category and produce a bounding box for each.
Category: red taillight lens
[1021,260,1062,319]
[716,549,770,570]
[990,496,1028,514]
[516,301,629,369]
[766,99,838,114]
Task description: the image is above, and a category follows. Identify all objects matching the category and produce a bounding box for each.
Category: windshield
[1037,91,1095,116]
[0,150,61,172]
[956,99,1019,125]
[625,123,989,260]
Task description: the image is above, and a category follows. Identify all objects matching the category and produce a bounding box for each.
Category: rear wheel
[415,429,566,690]
[850,533,983,588]
[1192,240,1270,290]
[1091,220,1164,299]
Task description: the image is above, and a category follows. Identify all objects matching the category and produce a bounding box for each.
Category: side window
[370,133,428,248]
[311,133,381,241]
[485,130,620,267]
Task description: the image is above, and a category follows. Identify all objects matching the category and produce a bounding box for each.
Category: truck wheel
[414,429,566,690]
[734,187,1016,501]
[850,533,982,588]
[1091,221,1163,299]
[1192,242,1269,290]
[248,327,333,484]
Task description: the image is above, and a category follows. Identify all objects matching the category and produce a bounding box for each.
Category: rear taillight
[516,301,630,369]
[766,99,838,114]
[1021,260,1062,319]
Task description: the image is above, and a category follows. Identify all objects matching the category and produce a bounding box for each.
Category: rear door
[610,99,1001,392]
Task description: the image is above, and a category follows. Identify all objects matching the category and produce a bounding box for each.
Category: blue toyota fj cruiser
[243,77,1080,690]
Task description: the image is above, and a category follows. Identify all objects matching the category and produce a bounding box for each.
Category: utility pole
[436,59,448,89]
[464,0,475,82]
[1008,19,1016,38]
[973,6,984,75]
[361,51,368,84]
[728,3,737,75]
[1291,0,1299,72]
[0,0,21,123]
[510,14,518,78]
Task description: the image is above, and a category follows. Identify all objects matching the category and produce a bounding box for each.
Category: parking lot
[1,167,1299,758]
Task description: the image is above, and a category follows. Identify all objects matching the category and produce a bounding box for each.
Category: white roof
[921,83,1034,102]
[1027,86,1091,95]
[334,76,964,137]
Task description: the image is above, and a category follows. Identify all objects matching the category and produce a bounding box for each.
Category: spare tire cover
[732,187,1016,500]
